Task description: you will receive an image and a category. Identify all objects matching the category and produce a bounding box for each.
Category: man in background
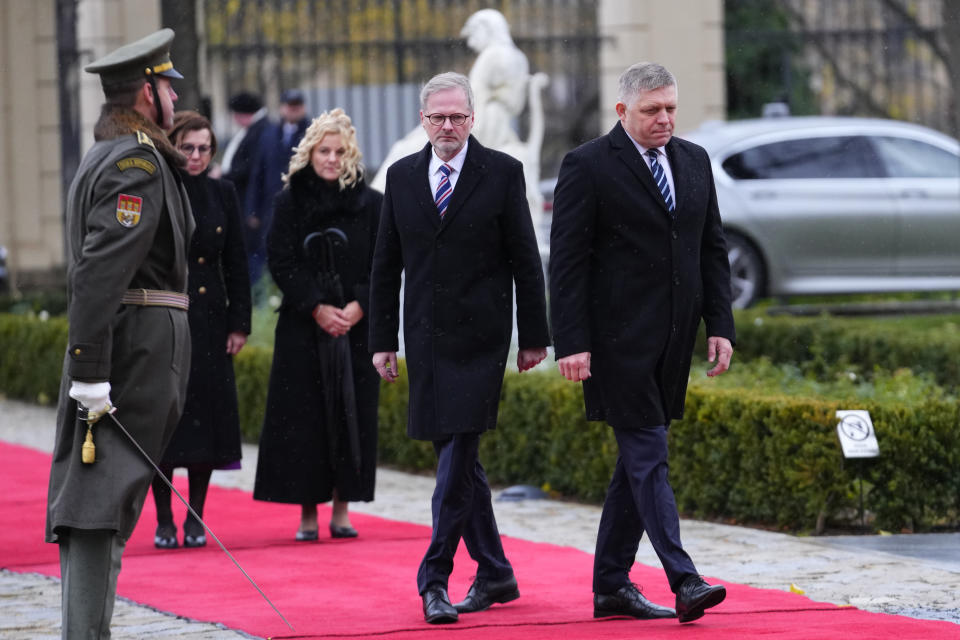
[244,89,310,283]
[221,91,268,211]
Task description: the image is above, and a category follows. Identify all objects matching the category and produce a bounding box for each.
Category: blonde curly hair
[282,108,363,190]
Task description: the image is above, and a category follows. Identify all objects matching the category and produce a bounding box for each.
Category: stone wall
[0,0,62,289]
[598,0,725,135]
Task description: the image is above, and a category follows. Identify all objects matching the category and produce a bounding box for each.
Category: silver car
[683,117,960,308]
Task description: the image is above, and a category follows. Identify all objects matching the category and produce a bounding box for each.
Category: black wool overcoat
[369,137,550,441]
[161,172,251,467]
[253,168,382,504]
[549,122,735,429]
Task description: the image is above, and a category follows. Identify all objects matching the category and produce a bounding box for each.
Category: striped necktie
[434,164,453,217]
[647,149,675,212]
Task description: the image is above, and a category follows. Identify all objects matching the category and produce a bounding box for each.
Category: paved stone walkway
[1,398,957,638]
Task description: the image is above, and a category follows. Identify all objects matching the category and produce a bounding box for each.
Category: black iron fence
[203,0,601,176]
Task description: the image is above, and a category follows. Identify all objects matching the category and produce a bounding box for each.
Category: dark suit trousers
[416,433,513,594]
[593,426,698,594]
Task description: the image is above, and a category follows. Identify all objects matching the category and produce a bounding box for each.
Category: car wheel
[725,233,765,309]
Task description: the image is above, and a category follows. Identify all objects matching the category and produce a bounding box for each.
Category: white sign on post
[835,410,880,458]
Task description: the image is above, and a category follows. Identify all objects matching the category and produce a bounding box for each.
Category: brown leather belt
[120,288,189,311]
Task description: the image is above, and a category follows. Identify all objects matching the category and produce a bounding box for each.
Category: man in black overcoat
[369,71,549,625]
[549,62,736,624]
[221,91,269,215]
[244,89,310,283]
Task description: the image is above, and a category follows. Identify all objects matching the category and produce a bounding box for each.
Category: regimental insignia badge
[116,157,156,174]
[116,194,143,228]
[136,130,156,148]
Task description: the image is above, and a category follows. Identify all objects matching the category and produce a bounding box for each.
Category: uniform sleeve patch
[116,157,156,174]
[116,194,143,228]
[135,131,156,148]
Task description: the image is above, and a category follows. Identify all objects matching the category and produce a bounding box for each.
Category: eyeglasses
[179,144,212,156]
[424,113,470,127]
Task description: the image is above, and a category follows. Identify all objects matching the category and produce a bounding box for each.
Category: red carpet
[2,441,955,639]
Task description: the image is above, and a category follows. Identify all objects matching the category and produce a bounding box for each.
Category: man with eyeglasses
[46,29,193,639]
[370,71,549,625]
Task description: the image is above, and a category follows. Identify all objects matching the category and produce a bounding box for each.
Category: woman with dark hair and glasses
[150,110,252,548]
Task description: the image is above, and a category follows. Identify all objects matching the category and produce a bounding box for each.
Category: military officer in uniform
[45,28,194,639]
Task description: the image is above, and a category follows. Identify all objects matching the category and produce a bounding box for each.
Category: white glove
[69,381,113,422]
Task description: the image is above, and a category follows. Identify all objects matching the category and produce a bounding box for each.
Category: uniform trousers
[593,426,698,594]
[58,527,125,639]
[416,433,513,594]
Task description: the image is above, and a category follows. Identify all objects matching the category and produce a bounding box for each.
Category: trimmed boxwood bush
[706,311,960,389]
[4,312,959,532]
[0,313,67,405]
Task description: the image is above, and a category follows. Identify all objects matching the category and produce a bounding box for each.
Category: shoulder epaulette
[136,130,156,149]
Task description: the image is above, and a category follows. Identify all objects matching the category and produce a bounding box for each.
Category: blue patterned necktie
[434,164,453,217]
[647,149,675,212]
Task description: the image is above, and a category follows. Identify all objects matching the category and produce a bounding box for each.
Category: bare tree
[878,0,959,137]
[944,2,960,137]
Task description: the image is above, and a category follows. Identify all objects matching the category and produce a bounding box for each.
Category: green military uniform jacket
[46,105,194,542]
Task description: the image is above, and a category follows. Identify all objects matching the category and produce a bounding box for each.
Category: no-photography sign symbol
[836,410,880,458]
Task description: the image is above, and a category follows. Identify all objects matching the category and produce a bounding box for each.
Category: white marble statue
[372,9,548,223]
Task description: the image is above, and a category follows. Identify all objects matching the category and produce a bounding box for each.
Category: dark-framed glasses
[180,143,212,155]
[424,113,470,126]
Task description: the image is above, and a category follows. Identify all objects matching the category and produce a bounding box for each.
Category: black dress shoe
[329,523,358,538]
[183,519,206,548]
[675,575,726,623]
[154,522,178,549]
[454,574,520,613]
[422,586,458,624]
[594,583,676,619]
[295,529,319,542]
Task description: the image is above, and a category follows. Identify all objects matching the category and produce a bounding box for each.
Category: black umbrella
[303,228,361,473]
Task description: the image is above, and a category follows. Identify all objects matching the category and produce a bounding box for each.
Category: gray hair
[420,72,475,112]
[618,62,678,106]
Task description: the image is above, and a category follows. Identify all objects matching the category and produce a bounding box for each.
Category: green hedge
[709,311,960,389]
[365,369,960,533]
[234,346,272,443]
[672,388,960,533]
[0,313,67,405]
[6,312,959,532]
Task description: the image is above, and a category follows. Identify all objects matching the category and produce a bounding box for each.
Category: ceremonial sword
[91,408,295,631]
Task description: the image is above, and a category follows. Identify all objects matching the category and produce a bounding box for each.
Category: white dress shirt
[428,140,469,198]
[629,137,676,206]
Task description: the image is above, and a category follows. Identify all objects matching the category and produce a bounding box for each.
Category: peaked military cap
[85,28,183,86]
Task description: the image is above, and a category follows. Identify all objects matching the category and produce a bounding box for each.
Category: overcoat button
[198,286,207,295]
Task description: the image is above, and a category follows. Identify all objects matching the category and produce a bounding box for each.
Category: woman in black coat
[151,111,252,548]
[253,108,381,540]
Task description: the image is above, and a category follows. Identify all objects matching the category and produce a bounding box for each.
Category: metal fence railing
[203,0,602,176]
